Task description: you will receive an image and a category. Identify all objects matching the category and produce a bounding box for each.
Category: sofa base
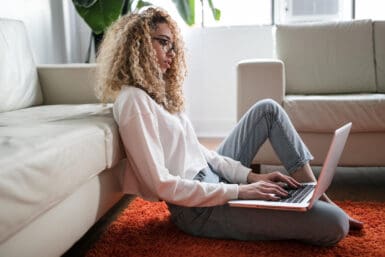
[253,132,385,167]
[0,161,125,257]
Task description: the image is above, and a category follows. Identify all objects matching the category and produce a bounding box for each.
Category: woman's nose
[167,49,176,58]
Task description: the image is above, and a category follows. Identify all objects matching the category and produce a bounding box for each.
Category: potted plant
[72,0,220,62]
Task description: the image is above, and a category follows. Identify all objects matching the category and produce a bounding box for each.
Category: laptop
[228,122,352,212]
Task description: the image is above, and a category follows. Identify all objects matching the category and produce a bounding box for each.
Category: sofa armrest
[37,64,99,105]
[237,59,285,120]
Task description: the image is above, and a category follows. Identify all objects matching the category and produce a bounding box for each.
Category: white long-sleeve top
[113,86,251,207]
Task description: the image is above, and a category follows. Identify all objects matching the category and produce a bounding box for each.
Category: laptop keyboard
[279,184,315,203]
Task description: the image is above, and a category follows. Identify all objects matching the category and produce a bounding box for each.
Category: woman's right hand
[238,181,289,201]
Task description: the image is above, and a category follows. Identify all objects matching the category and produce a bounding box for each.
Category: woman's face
[150,22,176,74]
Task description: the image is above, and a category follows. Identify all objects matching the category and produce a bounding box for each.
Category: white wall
[0,0,90,64]
[0,0,274,137]
[183,26,274,137]
[0,0,64,64]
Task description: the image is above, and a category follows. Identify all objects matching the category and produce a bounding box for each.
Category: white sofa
[0,19,125,256]
[237,19,385,167]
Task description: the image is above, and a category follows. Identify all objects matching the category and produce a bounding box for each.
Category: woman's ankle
[291,163,317,183]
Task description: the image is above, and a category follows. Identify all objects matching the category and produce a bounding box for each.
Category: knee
[316,205,350,246]
[252,98,282,116]
[255,98,280,108]
[240,98,285,127]
[325,216,349,246]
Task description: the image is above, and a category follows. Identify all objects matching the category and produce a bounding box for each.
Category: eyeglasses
[152,36,177,54]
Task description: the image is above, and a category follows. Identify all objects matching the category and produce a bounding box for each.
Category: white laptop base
[229,182,316,211]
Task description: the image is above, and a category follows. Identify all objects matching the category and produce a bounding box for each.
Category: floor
[63,137,385,256]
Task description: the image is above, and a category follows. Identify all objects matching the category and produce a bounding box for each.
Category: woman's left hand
[247,171,301,189]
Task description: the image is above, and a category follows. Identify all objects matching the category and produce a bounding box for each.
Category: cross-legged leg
[168,200,349,246]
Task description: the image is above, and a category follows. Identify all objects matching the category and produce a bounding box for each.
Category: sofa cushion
[374,21,385,93]
[284,94,385,133]
[0,19,43,113]
[276,20,376,94]
[0,104,123,243]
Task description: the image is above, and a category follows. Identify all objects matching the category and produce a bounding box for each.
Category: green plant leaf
[172,0,195,26]
[207,0,220,20]
[136,0,152,10]
[73,0,125,34]
[73,0,97,8]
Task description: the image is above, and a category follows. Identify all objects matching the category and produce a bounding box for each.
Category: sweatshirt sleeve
[116,101,239,207]
[199,144,250,185]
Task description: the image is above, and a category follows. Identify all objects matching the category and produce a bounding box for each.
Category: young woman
[96,7,362,246]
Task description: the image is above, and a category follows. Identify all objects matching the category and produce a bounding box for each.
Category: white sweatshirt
[113,86,251,207]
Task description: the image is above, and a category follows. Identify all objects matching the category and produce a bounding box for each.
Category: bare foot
[349,216,364,230]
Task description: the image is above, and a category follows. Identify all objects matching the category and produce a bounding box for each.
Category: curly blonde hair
[95,7,186,113]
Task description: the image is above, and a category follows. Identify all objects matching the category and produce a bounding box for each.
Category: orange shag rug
[86,198,385,257]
